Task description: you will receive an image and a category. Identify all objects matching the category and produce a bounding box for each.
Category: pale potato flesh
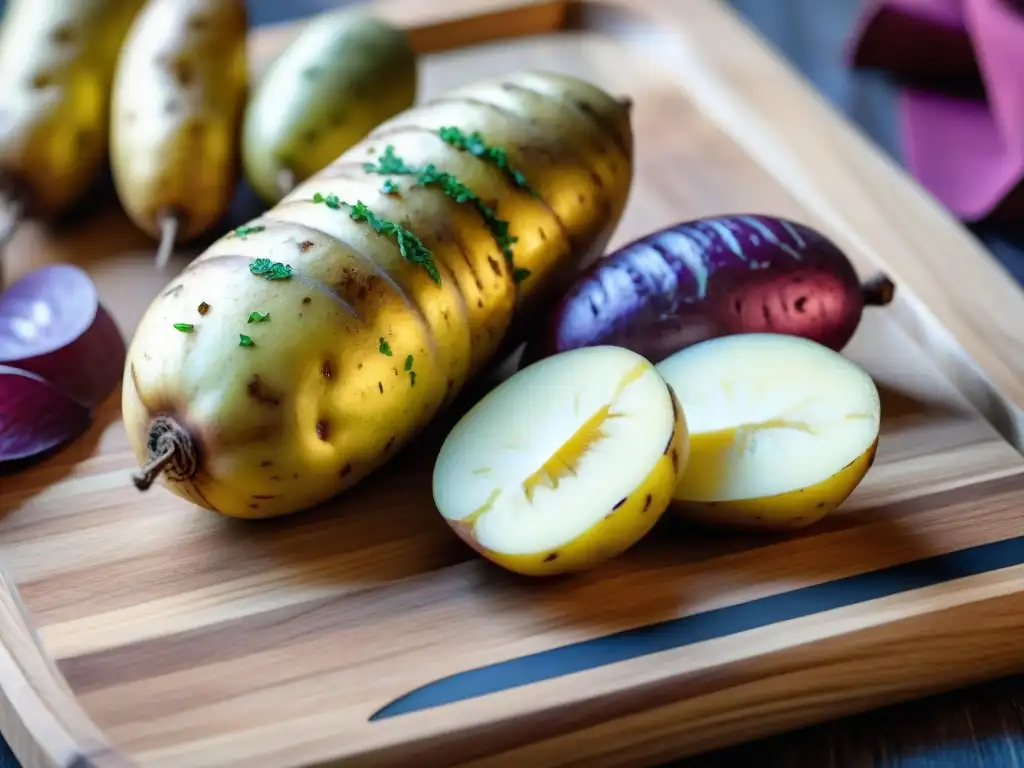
[433,346,677,556]
[655,333,881,505]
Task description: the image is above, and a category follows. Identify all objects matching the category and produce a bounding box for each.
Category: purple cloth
[847,0,1024,222]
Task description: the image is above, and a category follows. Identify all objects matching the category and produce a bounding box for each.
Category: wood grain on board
[4,0,1024,766]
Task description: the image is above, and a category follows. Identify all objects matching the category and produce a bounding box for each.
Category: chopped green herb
[312,191,341,210]
[247,311,271,324]
[348,201,440,284]
[238,334,255,347]
[363,145,417,175]
[378,337,392,356]
[233,224,265,238]
[404,354,414,371]
[438,126,537,197]
[409,370,416,387]
[249,258,293,280]
[513,267,531,283]
[381,179,400,195]
[173,322,194,333]
[364,147,519,268]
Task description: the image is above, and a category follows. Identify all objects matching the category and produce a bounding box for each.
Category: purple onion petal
[0,365,93,464]
[0,264,126,408]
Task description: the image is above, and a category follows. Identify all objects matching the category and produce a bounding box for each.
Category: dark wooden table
[2,1,1024,766]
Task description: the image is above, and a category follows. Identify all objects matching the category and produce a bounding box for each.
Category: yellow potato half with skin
[0,0,146,218]
[123,71,634,519]
[655,333,882,531]
[110,0,248,264]
[433,346,689,576]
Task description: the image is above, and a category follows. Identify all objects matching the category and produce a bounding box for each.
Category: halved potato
[655,333,881,531]
[432,346,689,575]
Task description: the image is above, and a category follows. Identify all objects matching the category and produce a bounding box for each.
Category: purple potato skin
[521,214,895,365]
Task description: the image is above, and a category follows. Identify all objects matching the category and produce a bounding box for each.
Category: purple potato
[0,365,92,464]
[0,264,126,408]
[521,214,894,365]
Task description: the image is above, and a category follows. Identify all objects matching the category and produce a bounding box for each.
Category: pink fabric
[847,0,1024,222]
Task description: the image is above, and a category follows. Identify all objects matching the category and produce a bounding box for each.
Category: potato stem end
[861,273,896,307]
[132,415,197,491]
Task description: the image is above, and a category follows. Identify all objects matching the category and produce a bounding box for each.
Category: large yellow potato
[0,0,145,219]
[655,333,882,531]
[432,346,689,576]
[123,71,634,519]
[110,0,249,267]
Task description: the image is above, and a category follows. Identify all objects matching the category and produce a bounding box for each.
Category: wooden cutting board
[5,0,1024,766]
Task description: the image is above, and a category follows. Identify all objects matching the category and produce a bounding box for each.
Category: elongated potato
[0,0,145,222]
[242,10,417,205]
[123,70,634,519]
[110,0,248,268]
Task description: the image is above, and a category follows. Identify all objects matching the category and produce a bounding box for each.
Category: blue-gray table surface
[3,1,1024,766]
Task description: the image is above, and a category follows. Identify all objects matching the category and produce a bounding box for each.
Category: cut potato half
[433,345,689,576]
[655,333,881,531]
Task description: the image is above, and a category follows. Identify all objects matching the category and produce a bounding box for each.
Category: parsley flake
[173,322,194,333]
[348,201,440,284]
[247,311,270,323]
[409,370,417,387]
[404,354,414,371]
[238,334,255,347]
[438,126,537,197]
[233,224,265,239]
[381,179,401,195]
[312,192,341,210]
[513,267,532,283]
[379,337,392,356]
[249,258,293,280]
[363,147,519,269]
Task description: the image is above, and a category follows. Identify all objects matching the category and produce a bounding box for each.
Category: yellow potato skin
[110,0,248,241]
[671,438,878,531]
[0,0,146,217]
[458,388,690,577]
[124,71,634,518]
[242,10,418,205]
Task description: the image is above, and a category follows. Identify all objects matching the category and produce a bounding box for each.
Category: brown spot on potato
[167,57,194,87]
[50,25,75,44]
[378,381,384,394]
[544,553,558,562]
[299,240,314,252]
[643,494,652,512]
[538,228,548,241]
[339,463,353,478]
[197,302,210,315]
[302,296,312,304]
[816,502,825,508]
[488,255,501,277]
[302,129,317,145]
[576,192,586,204]
[671,449,680,473]
[187,15,208,31]
[315,420,331,441]
[30,72,55,89]
[321,359,333,379]
[293,473,299,479]
[252,494,277,500]
[477,299,484,309]
[270,475,280,481]
[246,375,282,406]
[249,503,259,510]
[385,436,395,451]
[259,460,274,468]
[612,497,626,510]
